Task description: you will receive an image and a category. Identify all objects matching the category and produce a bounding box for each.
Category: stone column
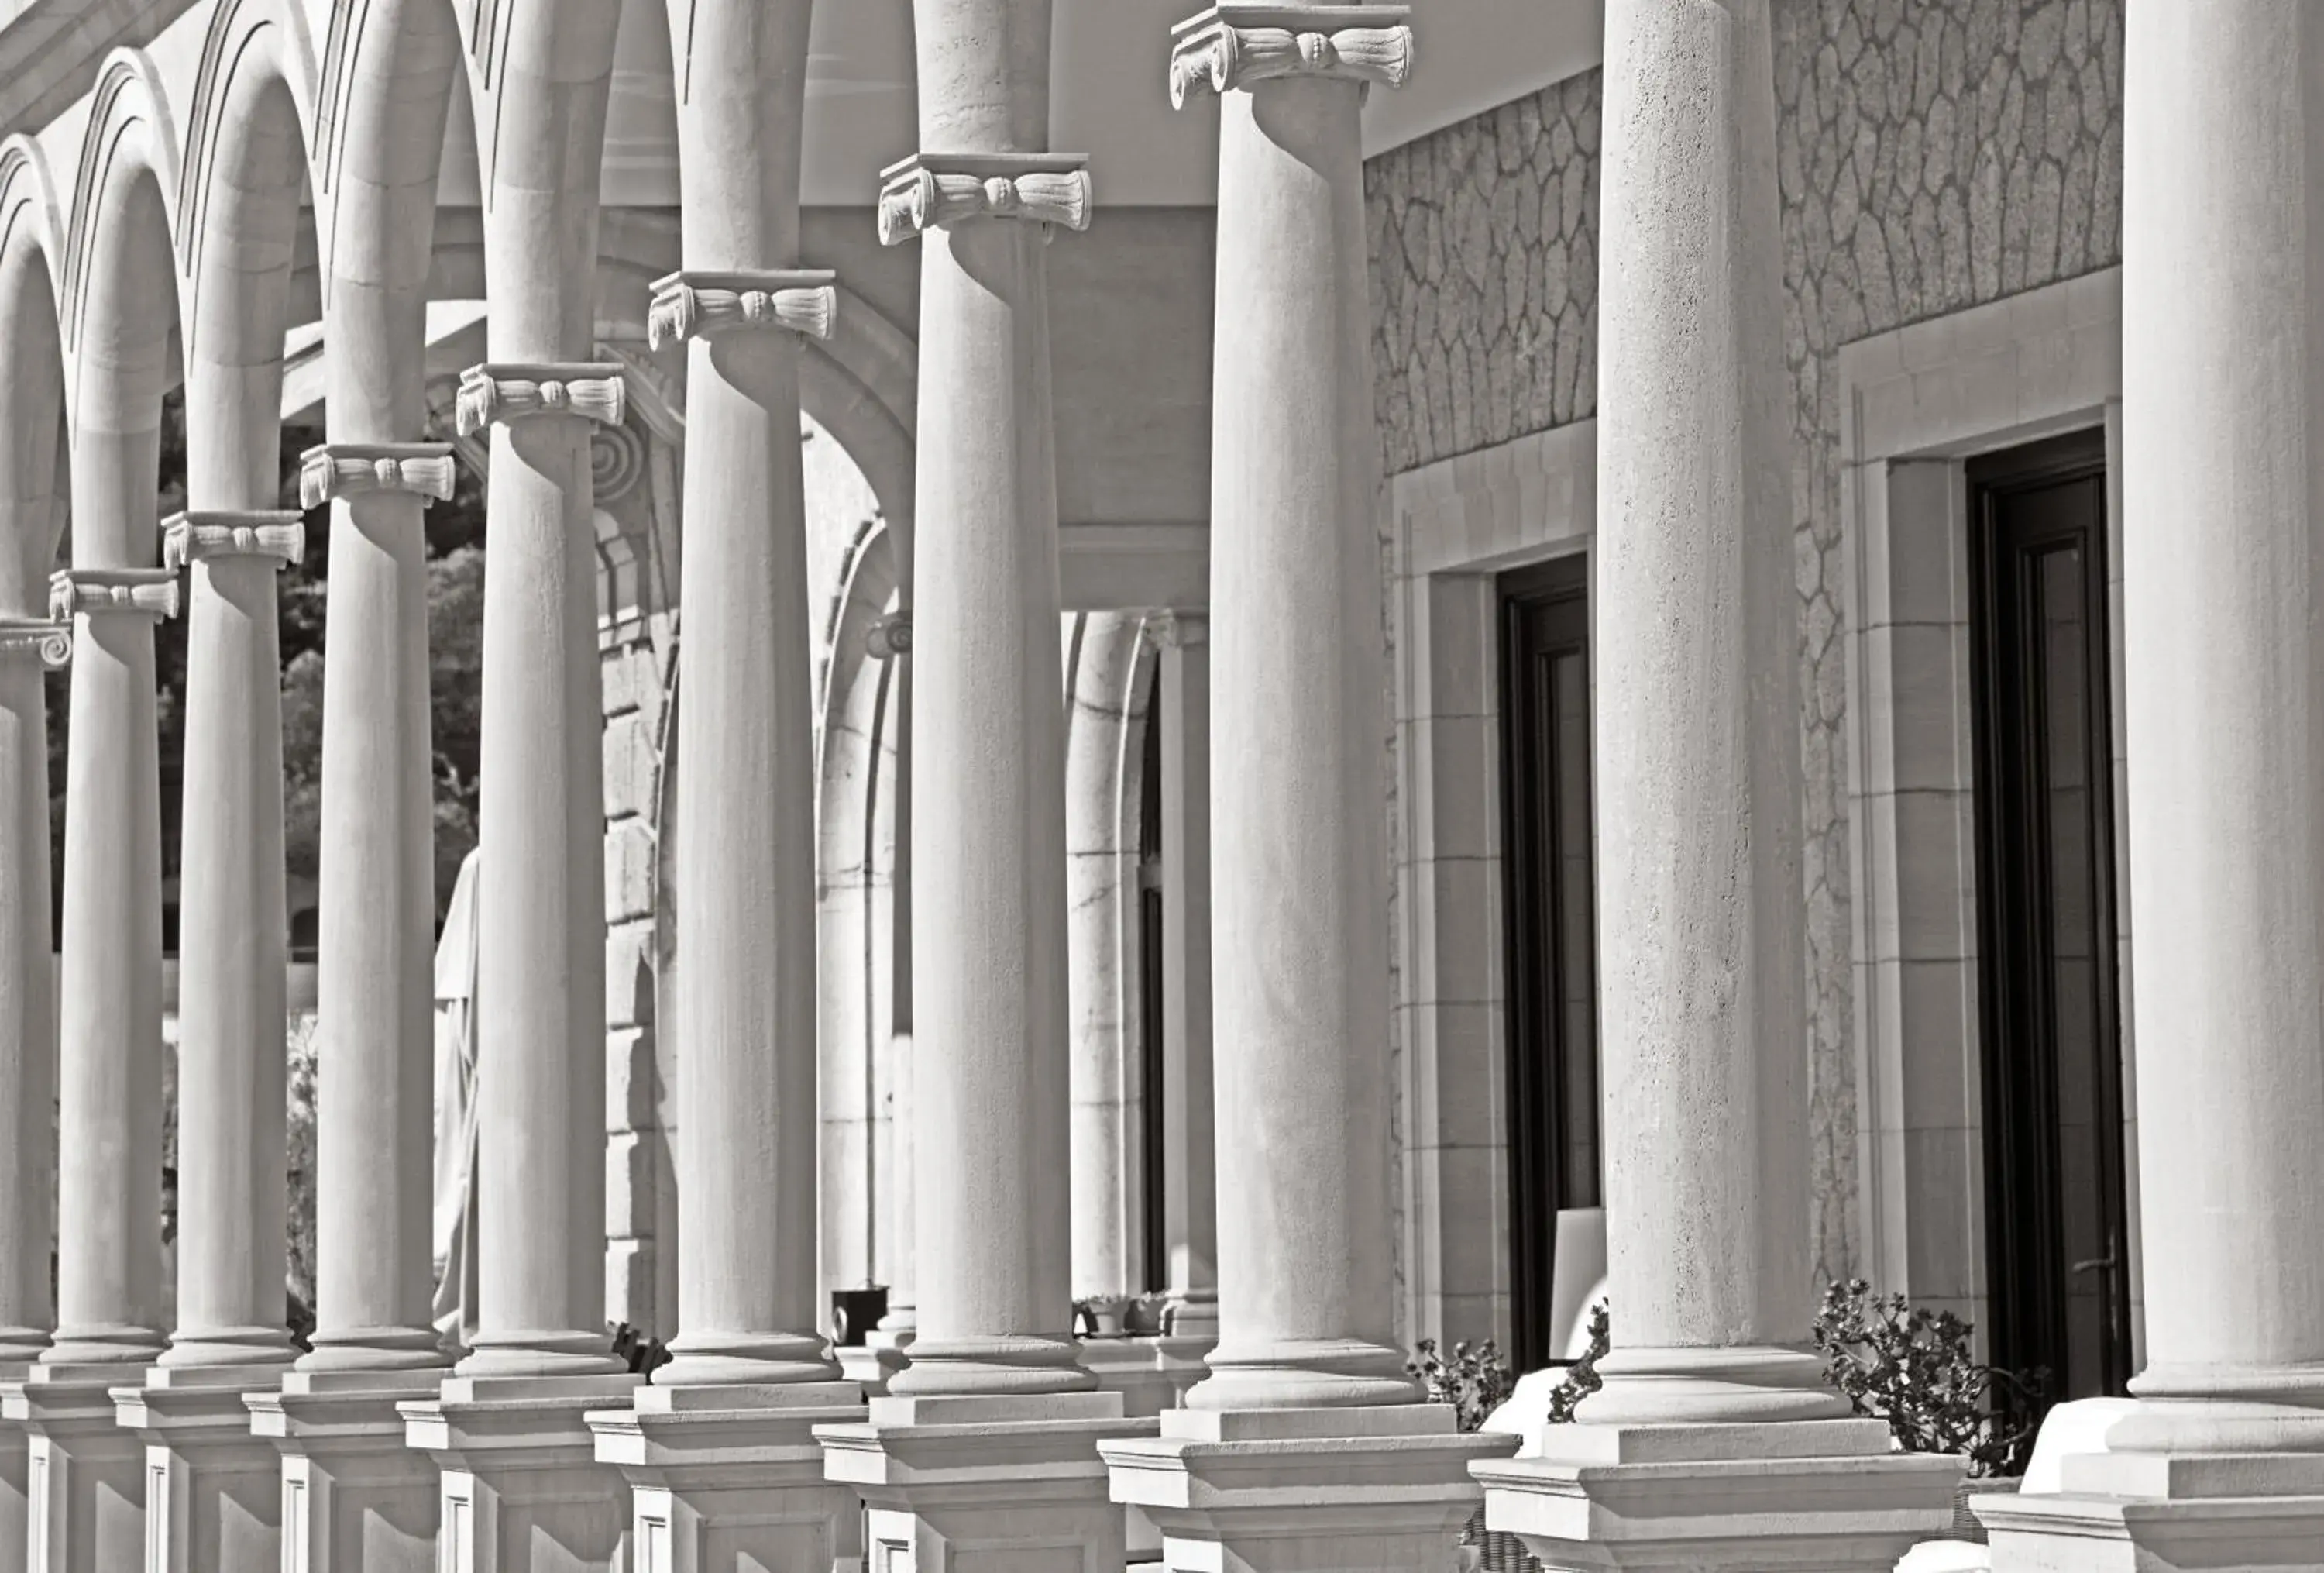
[589,0,870,1539]
[1102,13,1512,1570]
[817,5,1160,1558]
[112,513,304,1573]
[1474,3,1955,1565]
[399,367,638,1573]
[1982,7,2324,1564]
[3,566,180,1573]
[1147,612,1215,1344]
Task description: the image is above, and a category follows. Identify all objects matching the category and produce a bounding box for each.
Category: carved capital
[877,153,1093,247]
[1144,610,1209,650]
[50,568,182,621]
[300,442,459,509]
[648,270,839,349]
[1168,5,1415,108]
[163,511,307,570]
[867,611,913,660]
[0,618,72,667]
[455,363,627,436]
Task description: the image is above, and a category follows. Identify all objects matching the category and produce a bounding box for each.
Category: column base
[1103,1402,1517,1571]
[3,1368,149,1573]
[818,1389,1157,1571]
[400,1372,642,1573]
[1078,1335,1212,1420]
[839,1337,910,1397]
[0,1361,31,1573]
[1981,1449,2324,1573]
[114,1362,292,1573]
[1473,1416,1961,1572]
[588,1380,868,1571]
[248,1368,445,1573]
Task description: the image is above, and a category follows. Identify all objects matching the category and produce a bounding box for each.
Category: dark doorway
[1968,429,2132,1417]
[1499,556,1600,1372]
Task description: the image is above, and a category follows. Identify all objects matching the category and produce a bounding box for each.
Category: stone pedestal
[820,1392,1153,1572]
[1076,1337,1208,1422]
[1105,1404,1514,1572]
[113,1367,285,1573]
[1981,1454,2324,1573]
[400,1375,641,1573]
[4,1373,149,1573]
[0,1404,23,1573]
[588,1382,867,1572]
[247,1369,443,1573]
[1475,1419,1960,1573]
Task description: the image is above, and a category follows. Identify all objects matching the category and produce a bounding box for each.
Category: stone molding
[1142,610,1208,650]
[876,153,1092,247]
[0,618,71,667]
[455,363,628,436]
[162,511,307,570]
[49,567,182,621]
[1167,5,1414,108]
[299,442,459,510]
[866,611,912,660]
[647,270,840,349]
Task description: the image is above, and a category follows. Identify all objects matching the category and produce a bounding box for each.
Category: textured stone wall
[1369,0,2124,1284]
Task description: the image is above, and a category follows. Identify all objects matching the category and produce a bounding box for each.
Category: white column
[1147,612,1215,1337]
[452,365,627,1379]
[878,145,1093,1399]
[2101,0,2324,1458]
[0,618,64,1372]
[645,271,839,1388]
[157,511,301,1374]
[297,446,456,1376]
[1177,3,1416,1413]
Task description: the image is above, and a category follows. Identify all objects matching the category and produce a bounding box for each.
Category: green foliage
[1408,1337,1514,1431]
[1543,1300,1608,1423]
[1812,1278,2044,1478]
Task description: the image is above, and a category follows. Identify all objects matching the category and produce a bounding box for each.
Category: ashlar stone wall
[1367,0,2124,1289]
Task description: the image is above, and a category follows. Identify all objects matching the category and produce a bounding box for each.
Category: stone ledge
[1982,1489,2324,1573]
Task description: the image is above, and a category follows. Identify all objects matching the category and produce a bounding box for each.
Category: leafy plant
[1543,1300,1609,1423]
[1812,1278,2044,1478]
[609,1320,670,1375]
[1408,1337,1514,1431]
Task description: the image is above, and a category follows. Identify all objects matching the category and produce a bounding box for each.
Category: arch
[0,137,70,610]
[61,49,184,363]
[178,0,321,288]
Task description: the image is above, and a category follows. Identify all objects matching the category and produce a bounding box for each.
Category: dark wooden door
[1499,556,1600,1372]
[1968,430,2132,1415]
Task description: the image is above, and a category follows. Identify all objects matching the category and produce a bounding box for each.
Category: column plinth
[2,1376,147,1573]
[1982,5,2324,1568]
[450,363,627,1383]
[398,1375,641,1573]
[247,1370,445,1573]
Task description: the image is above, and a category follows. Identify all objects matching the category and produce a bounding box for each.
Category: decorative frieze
[454,363,628,437]
[49,567,182,621]
[298,442,459,510]
[647,270,839,349]
[866,611,913,661]
[1167,5,1414,108]
[162,511,308,570]
[876,153,1093,247]
[0,618,72,667]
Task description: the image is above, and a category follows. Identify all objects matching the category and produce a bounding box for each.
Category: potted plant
[1076,1293,1133,1338]
[1125,1291,1170,1337]
[1812,1279,2045,1541]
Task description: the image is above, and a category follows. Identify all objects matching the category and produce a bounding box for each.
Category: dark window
[1499,555,1600,1372]
[1968,429,2133,1420]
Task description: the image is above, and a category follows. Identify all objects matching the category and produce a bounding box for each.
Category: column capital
[0,617,72,667]
[1167,5,1414,108]
[648,270,839,350]
[1143,610,1208,650]
[162,511,307,570]
[454,363,627,437]
[299,442,459,510]
[49,566,181,621]
[876,153,1092,247]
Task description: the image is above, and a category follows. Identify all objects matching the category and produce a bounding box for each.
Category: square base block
[588,1380,868,1572]
[115,1365,294,1573]
[1104,1402,1520,1572]
[1473,1416,1964,1573]
[249,1368,447,1573]
[817,1389,1158,1573]
[1981,1449,2324,1573]
[401,1372,642,1573]
[4,1368,157,1573]
[0,1364,29,1573]
[1077,1337,1212,1422]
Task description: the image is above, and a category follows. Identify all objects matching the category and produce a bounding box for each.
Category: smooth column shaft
[1155,627,1215,1319]
[1587,0,1837,1424]
[0,635,54,1365]
[308,489,440,1368]
[896,214,1085,1396]
[167,552,293,1367]
[2113,0,2324,1450]
[1196,72,1411,1411]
